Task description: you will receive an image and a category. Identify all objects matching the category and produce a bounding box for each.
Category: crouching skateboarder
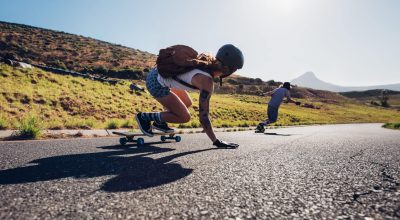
[136,44,244,148]
[255,82,301,133]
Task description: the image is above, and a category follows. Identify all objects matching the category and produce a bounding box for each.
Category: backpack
[156,45,208,78]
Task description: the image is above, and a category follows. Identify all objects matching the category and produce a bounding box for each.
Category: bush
[17,116,42,139]
[0,117,7,130]
[121,119,134,128]
[190,121,201,128]
[383,122,400,130]
[106,119,120,129]
[239,121,250,127]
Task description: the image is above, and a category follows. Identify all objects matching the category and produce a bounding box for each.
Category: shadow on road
[264,132,294,136]
[0,142,216,192]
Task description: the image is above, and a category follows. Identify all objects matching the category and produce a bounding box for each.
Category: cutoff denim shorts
[146,68,171,98]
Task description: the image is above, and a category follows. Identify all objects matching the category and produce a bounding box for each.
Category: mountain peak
[298,71,317,79]
[291,71,400,92]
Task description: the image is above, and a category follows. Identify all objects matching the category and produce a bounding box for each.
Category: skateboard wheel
[161,136,167,142]
[119,137,128,146]
[137,138,145,146]
[175,136,181,142]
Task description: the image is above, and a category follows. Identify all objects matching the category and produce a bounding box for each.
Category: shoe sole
[135,115,154,137]
[152,126,175,133]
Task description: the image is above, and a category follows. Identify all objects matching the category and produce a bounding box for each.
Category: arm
[192,75,239,148]
[285,91,301,105]
[192,75,217,142]
[262,90,274,96]
[199,88,217,142]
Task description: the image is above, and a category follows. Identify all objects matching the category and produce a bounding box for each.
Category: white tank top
[157,69,212,91]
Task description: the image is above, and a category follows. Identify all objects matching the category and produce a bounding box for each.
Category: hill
[340,89,400,109]
[0,21,368,100]
[340,89,400,98]
[0,21,155,78]
[1,64,399,130]
[0,21,351,99]
[291,72,400,92]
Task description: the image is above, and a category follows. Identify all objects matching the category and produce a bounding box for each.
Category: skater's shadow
[264,132,294,136]
[0,142,216,192]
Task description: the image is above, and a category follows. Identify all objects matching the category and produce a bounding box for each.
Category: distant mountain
[291,72,400,92]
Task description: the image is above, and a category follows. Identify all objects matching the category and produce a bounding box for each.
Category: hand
[295,101,301,106]
[213,139,239,148]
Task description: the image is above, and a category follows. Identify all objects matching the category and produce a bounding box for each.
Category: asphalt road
[0,124,399,219]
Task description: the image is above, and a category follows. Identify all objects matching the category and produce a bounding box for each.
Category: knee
[181,112,191,123]
[185,100,192,108]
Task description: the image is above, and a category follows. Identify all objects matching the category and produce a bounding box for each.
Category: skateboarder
[255,82,301,132]
[136,44,244,148]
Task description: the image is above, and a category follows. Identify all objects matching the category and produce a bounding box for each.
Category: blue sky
[1,0,399,86]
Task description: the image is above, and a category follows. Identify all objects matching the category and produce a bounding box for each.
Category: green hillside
[0,21,155,77]
[1,64,399,131]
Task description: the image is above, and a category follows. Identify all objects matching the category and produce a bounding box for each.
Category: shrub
[239,121,250,127]
[106,119,120,129]
[0,117,7,130]
[83,119,95,129]
[121,119,134,128]
[383,122,400,129]
[17,116,42,139]
[190,121,200,128]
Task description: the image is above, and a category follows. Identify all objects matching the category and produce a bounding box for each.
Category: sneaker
[135,113,153,137]
[255,123,265,133]
[152,121,175,133]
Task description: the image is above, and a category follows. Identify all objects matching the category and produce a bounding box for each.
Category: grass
[0,21,155,74]
[1,64,400,132]
[383,122,400,130]
[0,115,7,130]
[106,119,120,129]
[16,116,43,139]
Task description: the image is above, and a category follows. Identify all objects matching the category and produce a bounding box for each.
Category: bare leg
[171,88,192,108]
[156,92,191,123]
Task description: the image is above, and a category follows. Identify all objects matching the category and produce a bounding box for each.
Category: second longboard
[112,131,181,146]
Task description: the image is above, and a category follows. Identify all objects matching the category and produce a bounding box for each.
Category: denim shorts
[146,68,171,98]
[267,105,279,123]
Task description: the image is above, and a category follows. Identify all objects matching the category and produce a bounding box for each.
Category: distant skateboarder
[136,44,244,148]
[255,82,301,133]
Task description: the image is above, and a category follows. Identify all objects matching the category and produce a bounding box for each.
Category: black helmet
[216,44,244,75]
[216,44,244,85]
[283,82,291,90]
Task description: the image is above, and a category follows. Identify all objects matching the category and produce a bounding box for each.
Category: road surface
[0,124,399,219]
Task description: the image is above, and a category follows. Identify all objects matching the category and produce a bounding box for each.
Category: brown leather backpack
[156,45,209,78]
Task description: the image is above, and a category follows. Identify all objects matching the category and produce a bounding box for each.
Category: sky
[0,0,399,86]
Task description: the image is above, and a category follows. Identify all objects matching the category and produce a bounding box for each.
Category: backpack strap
[172,76,199,90]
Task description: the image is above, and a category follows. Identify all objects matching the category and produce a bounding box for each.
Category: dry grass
[0,21,155,74]
[1,64,400,130]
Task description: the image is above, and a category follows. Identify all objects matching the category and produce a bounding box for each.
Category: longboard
[112,131,181,146]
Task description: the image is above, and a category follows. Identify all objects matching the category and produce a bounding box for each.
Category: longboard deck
[112,131,181,146]
[112,131,176,137]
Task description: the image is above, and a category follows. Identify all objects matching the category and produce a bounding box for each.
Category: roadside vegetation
[16,116,43,139]
[382,122,400,130]
[1,64,400,135]
[0,115,7,130]
[0,21,154,78]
